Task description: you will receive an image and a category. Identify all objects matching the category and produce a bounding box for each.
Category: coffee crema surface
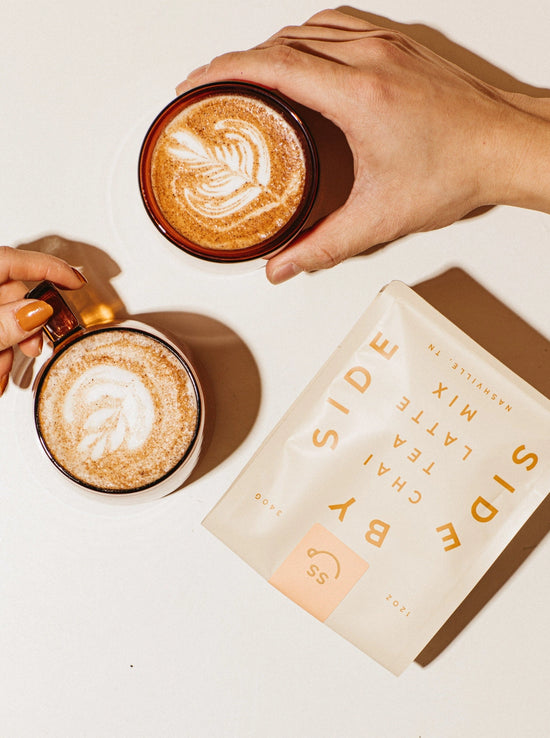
[36,329,199,491]
[150,93,307,250]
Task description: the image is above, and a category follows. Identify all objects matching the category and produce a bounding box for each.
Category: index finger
[0,246,86,289]
[177,45,344,122]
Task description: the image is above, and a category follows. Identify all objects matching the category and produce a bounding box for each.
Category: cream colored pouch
[203,281,550,674]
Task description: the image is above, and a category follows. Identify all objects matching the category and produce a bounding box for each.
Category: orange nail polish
[15,300,54,332]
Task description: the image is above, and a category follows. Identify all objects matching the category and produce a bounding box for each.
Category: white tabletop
[1,1,549,736]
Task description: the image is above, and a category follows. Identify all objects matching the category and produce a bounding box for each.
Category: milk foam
[63,365,155,461]
[150,93,307,250]
[168,118,272,220]
[37,329,199,491]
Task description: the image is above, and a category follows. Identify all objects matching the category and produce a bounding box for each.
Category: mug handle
[26,281,83,346]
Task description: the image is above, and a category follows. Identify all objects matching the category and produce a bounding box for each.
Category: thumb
[0,299,53,353]
[266,201,373,284]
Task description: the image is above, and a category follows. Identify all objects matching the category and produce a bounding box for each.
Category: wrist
[489,95,550,213]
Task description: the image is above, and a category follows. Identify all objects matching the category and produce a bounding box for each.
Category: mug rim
[138,80,319,263]
[34,321,204,496]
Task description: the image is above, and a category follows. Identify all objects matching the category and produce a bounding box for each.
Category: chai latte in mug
[149,92,308,250]
[36,328,199,492]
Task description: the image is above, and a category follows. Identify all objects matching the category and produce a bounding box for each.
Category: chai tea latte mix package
[203,281,550,674]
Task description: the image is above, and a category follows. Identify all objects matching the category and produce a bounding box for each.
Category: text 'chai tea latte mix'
[203,281,550,674]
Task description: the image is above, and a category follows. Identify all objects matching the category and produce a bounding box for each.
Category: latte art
[36,329,199,491]
[150,93,308,250]
[167,118,272,221]
[63,365,155,461]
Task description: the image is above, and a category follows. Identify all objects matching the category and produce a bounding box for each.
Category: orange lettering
[369,331,398,360]
[512,444,538,471]
[344,366,371,393]
[493,475,515,493]
[312,428,339,450]
[460,404,477,421]
[393,434,406,448]
[365,520,390,548]
[396,396,410,412]
[327,397,349,415]
[377,463,390,476]
[471,496,499,522]
[392,477,407,492]
[328,497,356,522]
[436,523,461,551]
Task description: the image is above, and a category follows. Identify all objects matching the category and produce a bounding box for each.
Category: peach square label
[269,523,369,622]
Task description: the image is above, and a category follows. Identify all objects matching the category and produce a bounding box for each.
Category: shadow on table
[338,7,550,98]
[412,268,550,668]
[134,308,261,487]
[13,235,261,486]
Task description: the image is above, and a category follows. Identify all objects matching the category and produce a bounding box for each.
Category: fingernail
[269,262,303,285]
[26,334,44,357]
[176,65,208,94]
[0,374,8,398]
[71,267,87,284]
[15,300,54,332]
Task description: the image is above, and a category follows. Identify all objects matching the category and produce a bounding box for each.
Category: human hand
[177,9,550,283]
[0,247,86,395]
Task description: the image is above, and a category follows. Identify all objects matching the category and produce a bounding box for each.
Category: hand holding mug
[0,247,86,395]
[29,281,205,499]
[177,9,550,283]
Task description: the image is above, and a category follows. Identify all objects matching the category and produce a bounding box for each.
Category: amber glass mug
[29,281,205,499]
[139,81,319,264]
